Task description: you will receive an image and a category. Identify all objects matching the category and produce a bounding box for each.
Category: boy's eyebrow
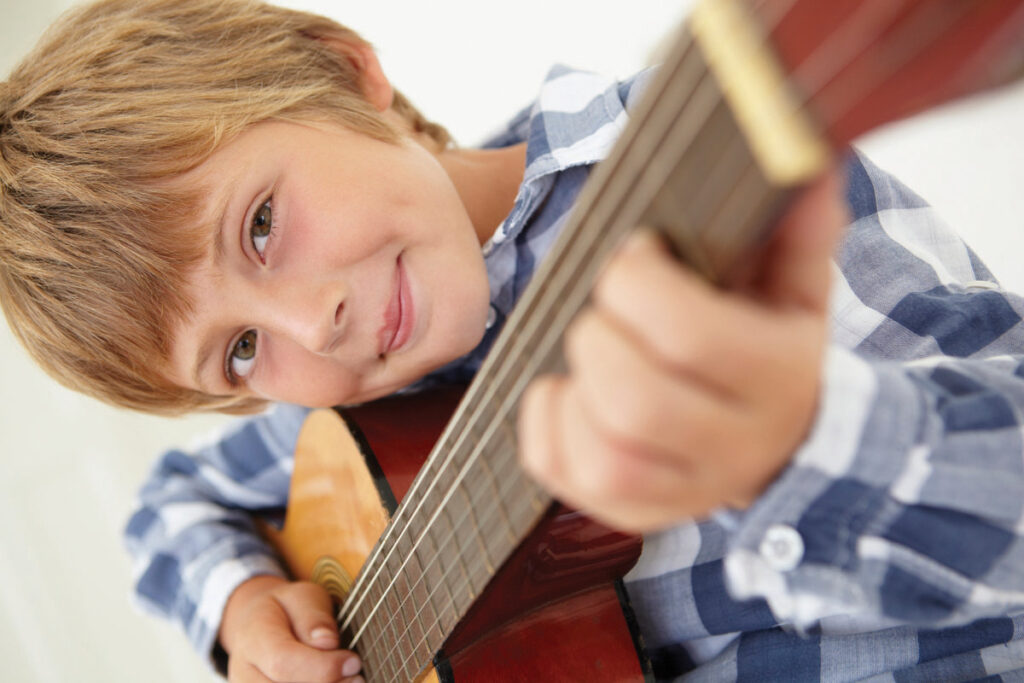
[209,194,230,263]
[192,337,218,395]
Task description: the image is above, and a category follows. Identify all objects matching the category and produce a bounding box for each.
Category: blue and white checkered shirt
[125,66,1024,680]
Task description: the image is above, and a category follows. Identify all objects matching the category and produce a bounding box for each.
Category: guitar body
[266,384,651,682]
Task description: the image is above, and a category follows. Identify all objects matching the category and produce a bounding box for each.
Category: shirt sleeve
[723,151,1024,630]
[123,402,310,670]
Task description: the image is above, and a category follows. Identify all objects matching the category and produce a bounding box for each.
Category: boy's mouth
[379,253,414,356]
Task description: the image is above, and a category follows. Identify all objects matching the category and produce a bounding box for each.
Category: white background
[1,1,1023,681]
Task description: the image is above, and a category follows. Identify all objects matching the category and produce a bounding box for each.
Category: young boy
[4,0,1024,681]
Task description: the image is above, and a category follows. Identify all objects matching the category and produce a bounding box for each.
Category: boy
[4,0,1024,681]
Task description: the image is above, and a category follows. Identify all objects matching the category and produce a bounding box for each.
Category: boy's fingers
[276,582,341,650]
[592,231,788,393]
[564,308,738,458]
[520,374,727,531]
[253,633,354,683]
[246,600,357,682]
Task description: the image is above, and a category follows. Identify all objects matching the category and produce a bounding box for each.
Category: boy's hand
[220,576,363,683]
[519,170,847,533]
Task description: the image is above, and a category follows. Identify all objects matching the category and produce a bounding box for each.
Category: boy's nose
[269,284,345,356]
[294,302,344,355]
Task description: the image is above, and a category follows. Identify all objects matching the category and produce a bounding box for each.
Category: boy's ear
[319,36,394,113]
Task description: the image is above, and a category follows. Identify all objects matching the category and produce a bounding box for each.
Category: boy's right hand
[220,576,363,683]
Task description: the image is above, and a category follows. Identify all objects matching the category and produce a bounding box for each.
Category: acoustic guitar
[264,1,1024,680]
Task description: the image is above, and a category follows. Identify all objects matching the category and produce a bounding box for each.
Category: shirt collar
[483,65,629,248]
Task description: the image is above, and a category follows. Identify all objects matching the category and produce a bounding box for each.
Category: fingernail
[311,626,336,644]
[342,656,362,677]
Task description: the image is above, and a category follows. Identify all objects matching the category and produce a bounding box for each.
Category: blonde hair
[0,0,450,415]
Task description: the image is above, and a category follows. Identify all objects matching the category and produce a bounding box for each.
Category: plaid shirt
[125,66,1024,681]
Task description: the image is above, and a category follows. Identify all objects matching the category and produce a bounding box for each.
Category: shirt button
[485,305,498,329]
[759,524,804,572]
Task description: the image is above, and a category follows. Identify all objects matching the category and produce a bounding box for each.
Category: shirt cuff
[190,554,288,675]
[723,345,883,627]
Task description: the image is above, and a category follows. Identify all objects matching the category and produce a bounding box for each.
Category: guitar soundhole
[312,555,354,603]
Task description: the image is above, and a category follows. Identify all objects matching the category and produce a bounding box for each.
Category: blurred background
[1,1,1023,681]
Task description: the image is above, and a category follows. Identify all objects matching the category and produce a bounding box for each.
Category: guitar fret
[423,521,456,624]
[377,567,408,680]
[458,480,497,576]
[373,620,399,683]
[478,447,517,546]
[394,554,427,670]
[442,505,476,602]
[407,545,436,641]
[382,589,409,670]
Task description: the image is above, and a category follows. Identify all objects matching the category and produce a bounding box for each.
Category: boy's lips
[379,254,414,356]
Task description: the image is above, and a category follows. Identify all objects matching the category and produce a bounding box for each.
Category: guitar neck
[337,1,1024,679]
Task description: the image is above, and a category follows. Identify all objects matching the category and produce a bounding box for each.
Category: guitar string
[341,26,710,658]
[341,0,945,674]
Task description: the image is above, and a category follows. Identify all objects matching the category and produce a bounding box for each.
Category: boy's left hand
[519,170,847,533]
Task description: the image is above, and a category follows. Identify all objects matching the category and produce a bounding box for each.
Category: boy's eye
[251,200,273,258]
[228,329,258,381]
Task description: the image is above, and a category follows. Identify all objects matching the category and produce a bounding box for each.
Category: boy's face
[165,120,491,407]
